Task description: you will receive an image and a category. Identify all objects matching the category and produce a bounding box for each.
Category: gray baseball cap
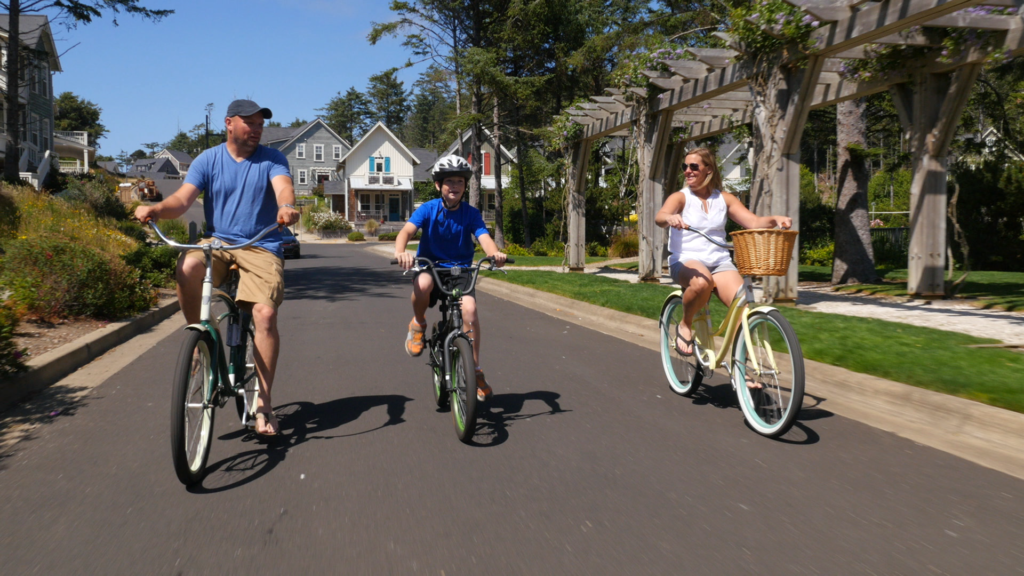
[225,99,273,119]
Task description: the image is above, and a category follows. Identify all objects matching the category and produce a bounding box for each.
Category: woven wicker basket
[729,229,799,276]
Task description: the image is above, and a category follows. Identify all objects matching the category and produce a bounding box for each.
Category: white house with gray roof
[441,127,517,221]
[155,148,193,177]
[330,122,420,224]
[261,119,351,195]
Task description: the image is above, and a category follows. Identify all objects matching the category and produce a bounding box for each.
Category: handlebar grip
[505,257,516,264]
[390,259,399,265]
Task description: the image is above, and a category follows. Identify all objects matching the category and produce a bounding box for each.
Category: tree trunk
[516,124,530,247]
[4,1,22,182]
[492,95,504,248]
[469,87,482,210]
[832,98,879,284]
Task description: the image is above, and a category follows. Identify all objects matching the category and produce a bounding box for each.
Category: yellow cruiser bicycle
[659,228,805,438]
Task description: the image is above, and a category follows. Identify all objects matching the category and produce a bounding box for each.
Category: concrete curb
[0,297,181,413]
[475,277,1024,480]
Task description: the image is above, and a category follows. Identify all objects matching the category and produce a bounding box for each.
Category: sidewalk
[365,243,1024,479]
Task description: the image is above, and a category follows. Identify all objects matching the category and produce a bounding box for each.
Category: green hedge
[348,231,365,241]
[0,301,27,379]
[377,231,421,241]
[0,236,156,320]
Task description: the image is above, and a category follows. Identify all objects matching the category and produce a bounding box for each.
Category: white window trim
[298,169,308,185]
[314,144,324,162]
[333,145,342,160]
[296,143,305,159]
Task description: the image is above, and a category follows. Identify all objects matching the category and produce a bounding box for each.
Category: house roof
[0,15,61,71]
[97,161,123,175]
[129,157,178,177]
[262,119,353,151]
[442,127,518,164]
[340,122,420,166]
[408,148,440,182]
[157,149,194,164]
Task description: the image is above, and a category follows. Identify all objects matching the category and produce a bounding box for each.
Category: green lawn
[483,270,1024,413]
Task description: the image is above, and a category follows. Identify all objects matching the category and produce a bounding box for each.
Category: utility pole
[205,103,214,150]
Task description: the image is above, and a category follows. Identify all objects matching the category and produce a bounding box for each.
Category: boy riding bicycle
[394,155,507,401]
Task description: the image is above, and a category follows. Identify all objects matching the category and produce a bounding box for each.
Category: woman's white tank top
[667,187,731,268]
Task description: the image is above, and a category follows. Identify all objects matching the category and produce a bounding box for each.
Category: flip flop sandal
[255,411,279,437]
[675,326,695,357]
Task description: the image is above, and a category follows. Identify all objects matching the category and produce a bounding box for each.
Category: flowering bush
[310,211,352,232]
[6,185,138,258]
[0,236,156,321]
[0,301,28,379]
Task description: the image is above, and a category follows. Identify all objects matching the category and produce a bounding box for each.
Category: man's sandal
[255,411,279,437]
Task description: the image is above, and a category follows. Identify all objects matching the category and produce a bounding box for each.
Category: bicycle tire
[450,337,477,442]
[429,324,449,409]
[171,330,216,485]
[659,296,703,396]
[732,309,804,438]
[234,318,259,425]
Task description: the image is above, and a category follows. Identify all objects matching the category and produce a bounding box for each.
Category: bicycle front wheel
[449,337,477,443]
[234,318,259,426]
[660,296,702,396]
[171,330,217,485]
[429,324,449,409]
[732,309,804,438]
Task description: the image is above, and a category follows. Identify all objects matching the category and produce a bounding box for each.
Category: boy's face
[436,176,467,206]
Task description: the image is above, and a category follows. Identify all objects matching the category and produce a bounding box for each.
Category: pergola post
[891,64,982,297]
[756,56,824,302]
[567,137,592,271]
[638,108,674,281]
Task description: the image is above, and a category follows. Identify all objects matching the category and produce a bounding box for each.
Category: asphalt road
[2,244,1023,575]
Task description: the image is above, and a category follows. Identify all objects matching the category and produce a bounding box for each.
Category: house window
[359,193,370,211]
[41,119,48,151]
[487,194,495,210]
[484,152,492,176]
[298,169,308,185]
[296,143,305,159]
[333,145,342,160]
[314,144,324,162]
[29,114,38,146]
[374,193,384,213]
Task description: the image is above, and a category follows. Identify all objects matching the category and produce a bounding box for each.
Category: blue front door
[388,197,401,222]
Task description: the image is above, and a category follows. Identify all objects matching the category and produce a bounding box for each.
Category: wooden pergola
[563,0,1024,299]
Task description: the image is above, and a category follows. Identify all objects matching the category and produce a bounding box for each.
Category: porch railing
[58,160,89,174]
[55,131,89,146]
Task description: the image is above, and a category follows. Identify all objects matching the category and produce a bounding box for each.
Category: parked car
[282,227,300,259]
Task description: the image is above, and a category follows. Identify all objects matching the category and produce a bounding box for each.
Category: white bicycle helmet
[432,154,473,182]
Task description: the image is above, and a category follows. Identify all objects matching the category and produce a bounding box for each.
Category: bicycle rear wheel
[659,296,702,396]
[171,330,217,485]
[234,318,259,426]
[732,309,804,438]
[450,337,477,442]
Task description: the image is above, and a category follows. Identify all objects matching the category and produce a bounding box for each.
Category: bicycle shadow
[689,380,824,445]
[188,394,412,494]
[470,390,569,448]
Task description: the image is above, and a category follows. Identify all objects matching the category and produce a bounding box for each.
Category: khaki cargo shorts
[181,238,285,309]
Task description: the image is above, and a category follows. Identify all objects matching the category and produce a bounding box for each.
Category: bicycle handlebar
[685,227,734,251]
[390,255,515,297]
[148,221,280,251]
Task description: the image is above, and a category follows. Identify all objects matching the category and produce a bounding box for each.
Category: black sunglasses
[685,162,703,172]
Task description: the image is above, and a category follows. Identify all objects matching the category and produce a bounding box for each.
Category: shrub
[502,242,532,257]
[365,219,380,236]
[347,231,365,241]
[121,244,179,287]
[800,241,835,267]
[587,242,608,257]
[609,230,639,258]
[310,211,352,232]
[0,301,28,379]
[58,179,127,221]
[115,220,148,244]
[0,236,156,320]
[8,186,137,258]
[157,218,191,244]
[529,237,566,257]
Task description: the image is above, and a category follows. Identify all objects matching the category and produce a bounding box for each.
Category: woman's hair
[685,147,723,193]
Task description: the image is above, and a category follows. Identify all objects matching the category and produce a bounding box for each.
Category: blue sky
[50,1,422,156]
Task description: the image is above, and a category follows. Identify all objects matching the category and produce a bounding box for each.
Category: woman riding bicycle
[655,147,792,356]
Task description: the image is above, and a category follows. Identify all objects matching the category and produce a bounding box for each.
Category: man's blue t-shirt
[184,144,291,258]
[408,199,489,268]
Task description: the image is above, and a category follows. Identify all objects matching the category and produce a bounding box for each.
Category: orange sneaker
[476,370,492,401]
[405,319,426,357]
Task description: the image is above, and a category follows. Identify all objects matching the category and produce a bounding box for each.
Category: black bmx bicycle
[150,221,279,485]
[391,255,513,442]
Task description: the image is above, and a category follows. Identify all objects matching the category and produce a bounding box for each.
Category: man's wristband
[279,203,296,210]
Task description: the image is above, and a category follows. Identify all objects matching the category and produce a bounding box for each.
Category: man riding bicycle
[394,155,507,401]
[135,99,298,437]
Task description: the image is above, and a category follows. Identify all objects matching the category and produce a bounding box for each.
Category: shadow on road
[189,394,412,494]
[689,381,824,444]
[285,264,405,303]
[471,390,569,448]
[0,384,94,471]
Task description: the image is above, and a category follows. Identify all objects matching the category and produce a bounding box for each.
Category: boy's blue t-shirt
[184,143,291,258]
[408,198,489,267]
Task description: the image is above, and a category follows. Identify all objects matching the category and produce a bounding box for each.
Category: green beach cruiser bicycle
[659,227,805,438]
[392,255,513,443]
[150,221,278,485]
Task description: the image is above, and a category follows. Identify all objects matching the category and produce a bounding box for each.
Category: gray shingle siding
[274,121,351,194]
